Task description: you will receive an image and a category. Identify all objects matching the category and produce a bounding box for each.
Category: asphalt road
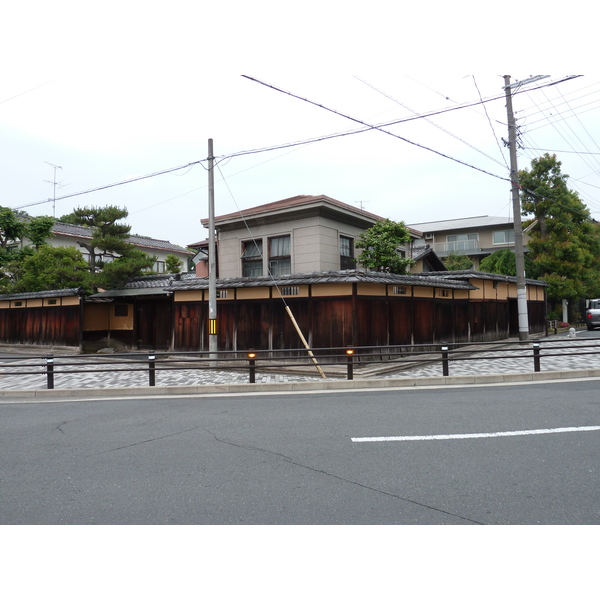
[1,379,599,524]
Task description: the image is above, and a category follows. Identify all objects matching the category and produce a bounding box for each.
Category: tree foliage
[11,246,90,293]
[165,254,183,274]
[60,206,134,272]
[26,216,56,249]
[441,253,473,271]
[0,205,157,294]
[59,206,155,290]
[0,207,26,249]
[355,219,414,274]
[519,153,600,302]
[479,248,539,279]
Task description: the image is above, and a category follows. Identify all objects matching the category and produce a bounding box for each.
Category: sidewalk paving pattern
[1,337,599,391]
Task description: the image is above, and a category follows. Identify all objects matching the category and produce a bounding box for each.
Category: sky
[2,2,600,253]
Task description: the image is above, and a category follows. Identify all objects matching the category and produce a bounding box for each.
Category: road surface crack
[207,430,483,525]
[91,424,203,455]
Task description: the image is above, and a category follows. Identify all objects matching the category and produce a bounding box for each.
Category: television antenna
[44,161,64,217]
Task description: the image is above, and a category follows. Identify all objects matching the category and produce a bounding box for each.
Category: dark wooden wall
[172,295,546,352]
[0,306,81,347]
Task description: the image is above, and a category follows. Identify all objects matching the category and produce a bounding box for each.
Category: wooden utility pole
[504,75,529,341]
[207,139,218,360]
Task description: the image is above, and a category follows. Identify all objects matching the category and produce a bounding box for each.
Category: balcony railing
[432,240,479,254]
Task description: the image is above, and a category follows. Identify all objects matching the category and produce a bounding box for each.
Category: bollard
[46,354,54,390]
[247,350,256,383]
[149,353,156,386]
[441,345,449,377]
[533,343,541,372]
[346,347,355,380]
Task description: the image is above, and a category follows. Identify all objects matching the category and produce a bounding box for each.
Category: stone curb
[1,368,600,401]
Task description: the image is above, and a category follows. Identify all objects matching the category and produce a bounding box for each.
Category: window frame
[241,239,263,278]
[268,235,291,276]
[340,235,355,270]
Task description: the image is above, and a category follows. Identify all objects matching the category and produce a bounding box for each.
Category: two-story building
[199,194,423,277]
[408,215,529,270]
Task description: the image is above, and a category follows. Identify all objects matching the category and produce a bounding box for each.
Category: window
[393,286,407,295]
[493,229,515,245]
[340,236,354,270]
[446,233,478,252]
[269,235,291,276]
[153,260,165,273]
[242,240,263,277]
[114,304,128,317]
[280,287,299,296]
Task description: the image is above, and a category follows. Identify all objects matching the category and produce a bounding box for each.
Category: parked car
[585,299,600,331]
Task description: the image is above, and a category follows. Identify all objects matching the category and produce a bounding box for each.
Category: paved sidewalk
[1,336,599,395]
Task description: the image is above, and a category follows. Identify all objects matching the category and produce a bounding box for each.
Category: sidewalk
[1,335,599,399]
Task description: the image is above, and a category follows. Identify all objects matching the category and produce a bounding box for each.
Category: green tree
[96,249,156,290]
[60,206,155,290]
[60,206,134,273]
[11,246,90,293]
[26,216,56,249]
[441,253,473,271]
[519,153,600,307]
[0,207,26,250]
[165,254,183,274]
[0,209,57,292]
[355,219,414,274]
[479,248,539,279]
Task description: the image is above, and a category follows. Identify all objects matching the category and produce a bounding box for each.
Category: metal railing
[0,337,599,390]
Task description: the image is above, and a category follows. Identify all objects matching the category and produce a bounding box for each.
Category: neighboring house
[187,238,210,277]
[198,194,423,278]
[408,215,529,270]
[47,222,194,273]
[410,245,447,273]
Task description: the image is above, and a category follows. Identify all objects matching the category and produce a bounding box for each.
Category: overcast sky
[2,2,599,251]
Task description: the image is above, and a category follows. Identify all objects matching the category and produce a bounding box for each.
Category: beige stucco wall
[413,287,434,298]
[237,288,270,300]
[312,283,353,297]
[215,214,367,278]
[174,290,204,302]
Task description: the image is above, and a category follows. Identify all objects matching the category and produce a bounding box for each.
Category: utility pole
[504,75,529,341]
[207,139,218,361]
[503,75,548,342]
[44,161,62,218]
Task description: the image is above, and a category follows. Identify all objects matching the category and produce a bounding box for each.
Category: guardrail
[0,337,599,390]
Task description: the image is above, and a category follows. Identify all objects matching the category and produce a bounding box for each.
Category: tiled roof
[418,270,548,286]
[0,288,85,301]
[165,269,476,291]
[408,215,514,232]
[52,222,193,254]
[205,194,384,223]
[200,194,422,238]
[89,273,197,298]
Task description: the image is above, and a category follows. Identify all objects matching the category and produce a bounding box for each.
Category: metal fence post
[46,354,54,390]
[247,350,256,383]
[149,353,156,386]
[441,345,449,377]
[533,343,541,372]
[346,347,355,380]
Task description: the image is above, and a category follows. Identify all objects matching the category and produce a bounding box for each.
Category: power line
[14,161,204,210]
[13,75,583,211]
[242,75,511,184]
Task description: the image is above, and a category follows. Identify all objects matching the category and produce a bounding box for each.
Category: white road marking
[351,425,600,443]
